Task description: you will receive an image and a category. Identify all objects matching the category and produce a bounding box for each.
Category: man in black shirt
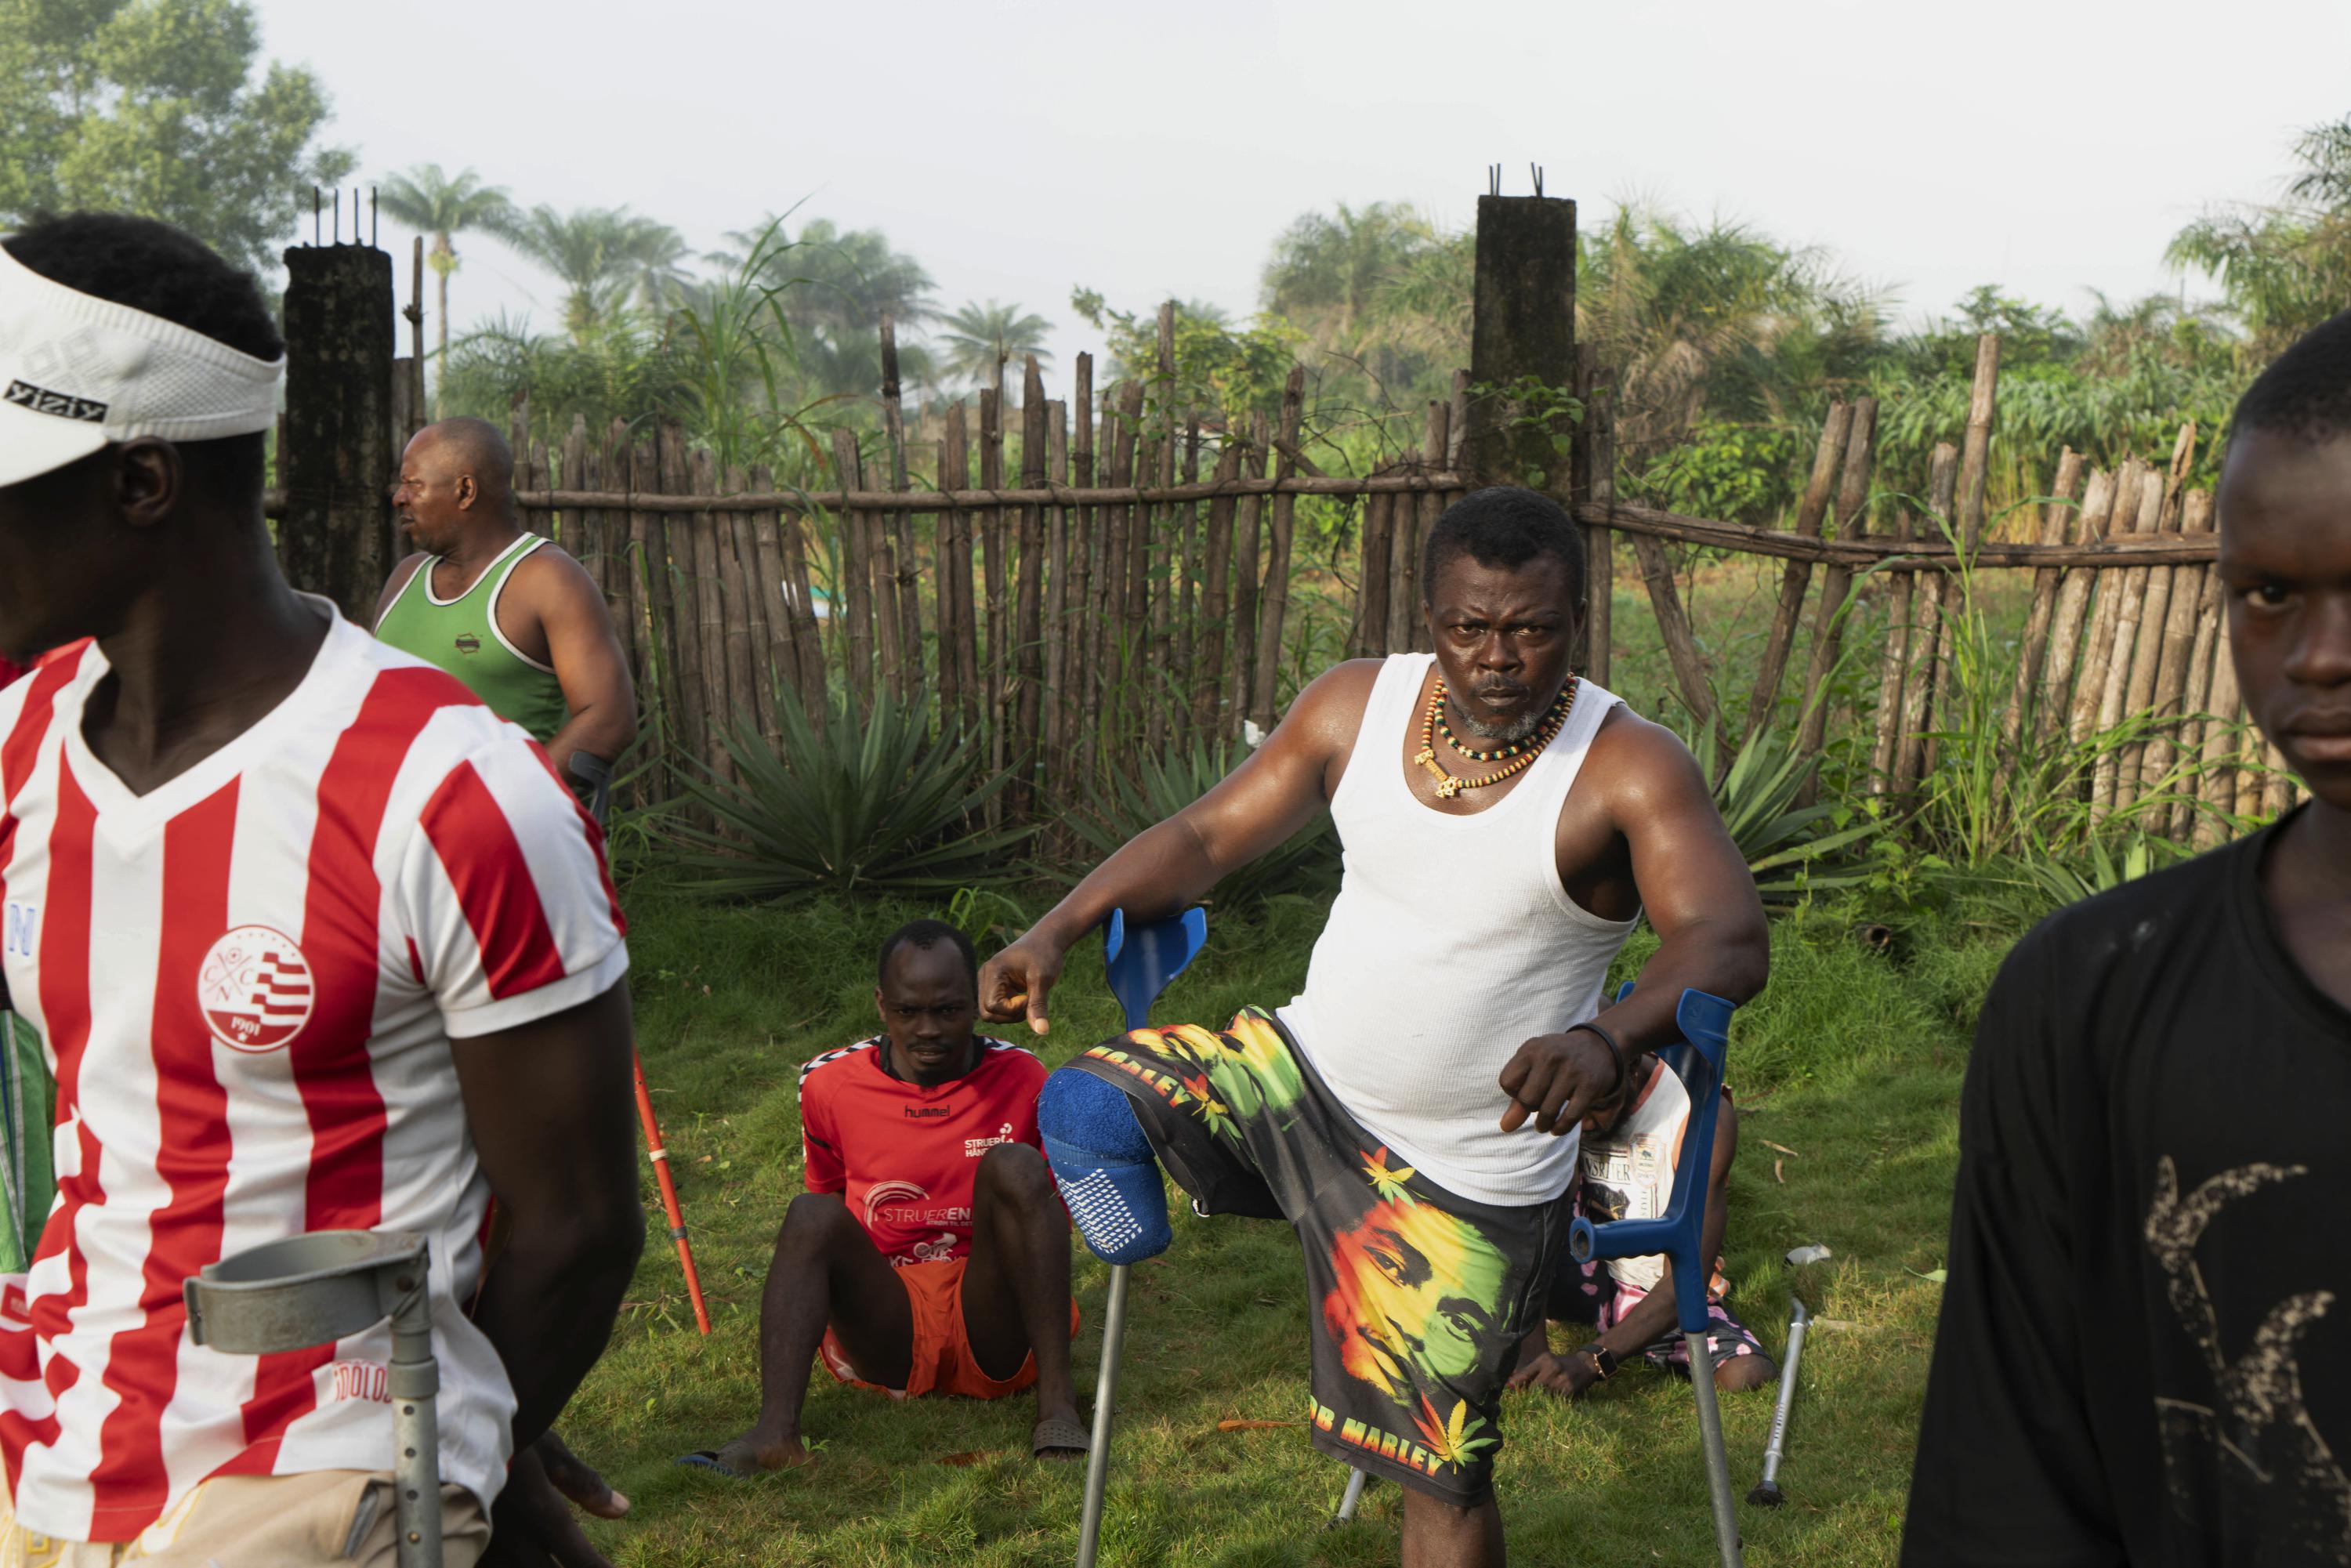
[1904,313,2351,1565]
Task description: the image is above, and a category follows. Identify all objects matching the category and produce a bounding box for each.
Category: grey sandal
[1032,1416,1091,1460]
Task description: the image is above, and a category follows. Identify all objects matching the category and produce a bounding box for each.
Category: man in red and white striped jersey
[0,214,644,1565]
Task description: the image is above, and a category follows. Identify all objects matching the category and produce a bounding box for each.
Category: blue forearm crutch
[1068,907,1206,1568]
[1568,984,1744,1568]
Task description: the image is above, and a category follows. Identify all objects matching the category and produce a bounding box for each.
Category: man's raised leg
[1401,1488,1505,1568]
[960,1142,1085,1457]
[705,1193,910,1472]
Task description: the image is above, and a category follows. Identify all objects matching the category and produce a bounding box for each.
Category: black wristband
[1567,1020,1627,1103]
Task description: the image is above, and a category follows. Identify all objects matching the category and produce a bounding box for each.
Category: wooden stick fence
[335,320,2292,853]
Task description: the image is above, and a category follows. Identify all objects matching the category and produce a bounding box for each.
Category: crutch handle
[1567,987,1734,1338]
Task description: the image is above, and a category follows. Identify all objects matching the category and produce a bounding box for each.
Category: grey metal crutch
[184,1230,444,1568]
[1568,985,1744,1568]
[1748,1293,1810,1507]
[1073,907,1208,1568]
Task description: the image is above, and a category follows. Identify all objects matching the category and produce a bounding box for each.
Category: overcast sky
[253,0,2349,393]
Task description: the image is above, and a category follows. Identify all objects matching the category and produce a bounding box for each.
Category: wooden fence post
[1252,368,1306,730]
[1464,192,1576,491]
[1197,438,1241,737]
[1012,358,1049,818]
[279,241,396,621]
[880,314,923,701]
[1795,397,1881,770]
[2000,447,2087,747]
[1744,403,1853,743]
[2038,466,2117,744]
[1228,411,1269,737]
[1895,446,1959,793]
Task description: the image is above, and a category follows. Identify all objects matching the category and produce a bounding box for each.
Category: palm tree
[2169,114,2351,360]
[1575,205,1882,462]
[704,216,936,397]
[376,165,516,414]
[936,300,1052,390]
[500,205,694,341]
[1261,202,1440,353]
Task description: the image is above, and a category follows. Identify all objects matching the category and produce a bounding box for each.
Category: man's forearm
[1599,917,1768,1063]
[545,704,634,780]
[1599,1280,1679,1356]
[1031,815,1222,951]
[470,1206,643,1447]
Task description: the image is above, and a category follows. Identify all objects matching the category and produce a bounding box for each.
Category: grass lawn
[561,887,2007,1566]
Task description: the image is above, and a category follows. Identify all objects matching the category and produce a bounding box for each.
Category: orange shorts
[820,1257,1081,1400]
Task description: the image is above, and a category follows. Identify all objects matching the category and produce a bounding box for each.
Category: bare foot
[686,1430,818,1476]
[535,1429,631,1519]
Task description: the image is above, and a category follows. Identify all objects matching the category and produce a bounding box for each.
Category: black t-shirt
[1905,820,2351,1567]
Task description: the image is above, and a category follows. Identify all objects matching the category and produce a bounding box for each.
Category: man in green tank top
[377,418,643,1541]
[375,418,636,813]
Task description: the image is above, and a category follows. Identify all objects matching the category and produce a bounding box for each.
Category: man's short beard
[1451,697,1547,744]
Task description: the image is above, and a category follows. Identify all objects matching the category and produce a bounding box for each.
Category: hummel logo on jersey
[904,1105,950,1118]
[4,380,107,423]
[2,903,33,959]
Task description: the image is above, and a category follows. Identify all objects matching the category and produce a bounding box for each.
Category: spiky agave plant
[1680,717,1882,896]
[661,692,1030,902]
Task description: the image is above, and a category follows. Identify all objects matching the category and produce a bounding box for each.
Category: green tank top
[374,533,572,744]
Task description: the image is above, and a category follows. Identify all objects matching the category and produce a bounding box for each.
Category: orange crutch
[632,1052,710,1335]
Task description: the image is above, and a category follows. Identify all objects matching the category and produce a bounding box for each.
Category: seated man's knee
[778,1191,856,1248]
[978,1139,1053,1200]
[1716,1352,1773,1392]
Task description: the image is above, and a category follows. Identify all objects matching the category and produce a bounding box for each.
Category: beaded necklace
[1413,676,1578,799]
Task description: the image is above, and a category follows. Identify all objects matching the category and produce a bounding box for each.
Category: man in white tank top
[984,486,1767,1566]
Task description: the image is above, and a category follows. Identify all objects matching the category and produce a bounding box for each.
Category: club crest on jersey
[196,925,314,1053]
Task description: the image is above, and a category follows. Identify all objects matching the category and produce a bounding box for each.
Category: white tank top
[1277,654,1640,1207]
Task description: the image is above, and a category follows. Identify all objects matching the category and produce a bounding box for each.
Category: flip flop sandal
[674,1437,770,1479]
[1032,1416,1092,1460]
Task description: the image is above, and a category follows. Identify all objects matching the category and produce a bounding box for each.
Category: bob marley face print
[1324,1192,1509,1398]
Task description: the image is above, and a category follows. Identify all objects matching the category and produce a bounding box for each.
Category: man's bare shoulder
[507,540,611,617]
[1282,658,1386,730]
[1261,657,1387,765]
[1581,705,1709,802]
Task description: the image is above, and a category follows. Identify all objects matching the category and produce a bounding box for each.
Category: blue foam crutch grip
[1568,985,1735,1337]
[1103,907,1208,1034]
[1039,1068,1172,1266]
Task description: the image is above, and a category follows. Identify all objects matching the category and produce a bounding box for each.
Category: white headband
[0,239,284,490]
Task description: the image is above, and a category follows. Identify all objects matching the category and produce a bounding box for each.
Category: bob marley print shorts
[1064,1008,1570,1505]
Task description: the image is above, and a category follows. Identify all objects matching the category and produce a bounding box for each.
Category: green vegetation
[566,885,2005,1566]
[0,0,354,277]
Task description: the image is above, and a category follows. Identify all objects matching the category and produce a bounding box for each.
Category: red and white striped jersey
[0,608,629,1542]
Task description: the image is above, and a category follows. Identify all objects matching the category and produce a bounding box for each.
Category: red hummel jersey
[798,1038,1045,1266]
[0,610,628,1542]
[0,661,21,692]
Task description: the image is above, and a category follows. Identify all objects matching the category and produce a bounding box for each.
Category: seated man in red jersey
[683,920,1085,1472]
[0,215,642,1566]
